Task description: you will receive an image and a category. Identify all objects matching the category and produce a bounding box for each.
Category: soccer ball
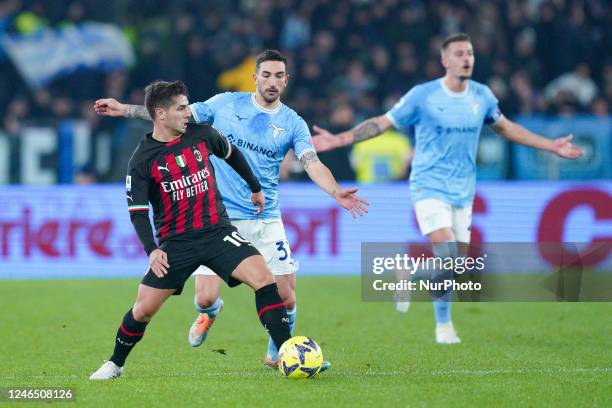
[278,336,323,379]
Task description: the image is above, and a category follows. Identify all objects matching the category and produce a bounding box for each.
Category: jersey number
[276,240,288,261]
[223,231,249,247]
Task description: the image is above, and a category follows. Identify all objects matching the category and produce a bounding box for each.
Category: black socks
[109,308,148,367]
[255,283,291,351]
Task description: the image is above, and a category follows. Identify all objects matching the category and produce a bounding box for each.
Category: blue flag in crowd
[1,22,134,88]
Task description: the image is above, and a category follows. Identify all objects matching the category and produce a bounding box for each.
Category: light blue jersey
[386,78,503,206]
[190,92,314,219]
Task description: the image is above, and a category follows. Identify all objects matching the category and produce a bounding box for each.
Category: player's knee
[132,302,155,322]
[250,268,275,290]
[195,291,217,308]
[428,228,454,243]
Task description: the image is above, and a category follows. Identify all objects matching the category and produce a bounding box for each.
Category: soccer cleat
[435,321,461,344]
[394,286,411,313]
[89,361,123,380]
[263,353,279,369]
[395,301,410,313]
[188,300,223,347]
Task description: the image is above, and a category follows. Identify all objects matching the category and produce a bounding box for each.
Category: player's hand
[550,134,584,159]
[334,187,369,218]
[251,191,265,216]
[94,98,126,117]
[149,249,169,278]
[312,125,342,152]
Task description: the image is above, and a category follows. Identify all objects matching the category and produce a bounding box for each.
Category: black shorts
[141,225,260,295]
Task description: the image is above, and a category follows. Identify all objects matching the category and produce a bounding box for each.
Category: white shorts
[413,198,473,243]
[194,218,298,276]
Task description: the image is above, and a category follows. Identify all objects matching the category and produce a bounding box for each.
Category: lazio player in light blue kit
[313,33,583,344]
[94,50,368,368]
[188,90,312,221]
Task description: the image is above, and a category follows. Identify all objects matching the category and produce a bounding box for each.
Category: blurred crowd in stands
[0,0,610,182]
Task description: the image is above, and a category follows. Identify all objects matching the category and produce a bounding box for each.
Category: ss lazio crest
[271,124,285,138]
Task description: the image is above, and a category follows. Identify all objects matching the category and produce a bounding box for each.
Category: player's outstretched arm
[300,151,369,218]
[491,117,583,159]
[312,115,394,152]
[94,98,152,120]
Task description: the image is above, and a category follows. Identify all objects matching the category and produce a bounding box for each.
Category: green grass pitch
[1,277,610,407]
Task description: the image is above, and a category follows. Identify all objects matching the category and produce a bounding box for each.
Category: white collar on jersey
[251,93,283,113]
[440,78,470,98]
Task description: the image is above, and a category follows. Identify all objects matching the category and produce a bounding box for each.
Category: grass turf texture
[1,277,610,407]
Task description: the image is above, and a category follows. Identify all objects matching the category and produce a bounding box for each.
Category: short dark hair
[144,80,189,119]
[441,33,472,52]
[255,49,288,71]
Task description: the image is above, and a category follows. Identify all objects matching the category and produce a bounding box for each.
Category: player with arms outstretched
[90,80,293,379]
[94,50,368,369]
[312,33,583,344]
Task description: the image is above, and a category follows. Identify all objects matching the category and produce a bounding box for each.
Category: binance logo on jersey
[436,125,479,136]
[230,137,278,159]
[444,126,479,135]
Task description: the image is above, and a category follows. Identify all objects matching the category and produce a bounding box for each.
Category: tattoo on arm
[126,105,152,121]
[299,150,320,170]
[353,119,382,143]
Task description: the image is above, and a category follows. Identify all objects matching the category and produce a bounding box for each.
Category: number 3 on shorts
[275,240,288,261]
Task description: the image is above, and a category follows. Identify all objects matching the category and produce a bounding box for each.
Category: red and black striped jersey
[126,124,233,244]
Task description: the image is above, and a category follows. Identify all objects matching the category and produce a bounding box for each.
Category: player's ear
[284,73,289,85]
[440,51,449,69]
[155,107,164,120]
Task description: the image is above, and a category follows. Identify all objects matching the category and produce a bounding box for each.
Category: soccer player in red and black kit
[90,80,292,380]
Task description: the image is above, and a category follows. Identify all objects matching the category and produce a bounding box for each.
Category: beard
[458,74,472,81]
[262,94,278,103]
[259,87,281,104]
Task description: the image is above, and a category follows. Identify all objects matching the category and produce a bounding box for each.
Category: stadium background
[0,0,610,278]
[0,2,611,406]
